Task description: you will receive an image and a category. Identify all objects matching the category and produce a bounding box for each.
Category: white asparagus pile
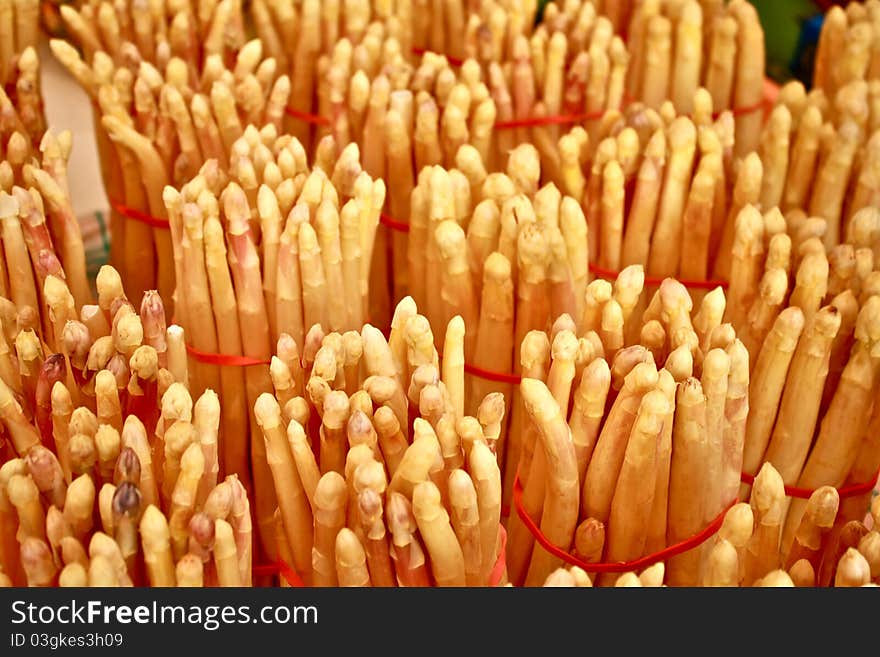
[250,0,492,153]
[164,132,383,560]
[255,296,505,586]
[624,0,766,157]
[0,131,92,336]
[699,463,880,587]
[716,201,880,571]
[51,25,290,308]
[251,0,541,90]
[58,0,247,68]
[555,91,738,281]
[0,0,41,91]
[0,45,46,148]
[505,276,750,586]
[484,1,630,176]
[256,0,627,168]
[758,79,880,251]
[738,291,880,554]
[720,201,880,355]
[402,147,591,458]
[313,47,497,327]
[0,268,255,587]
[543,486,880,586]
[812,0,880,104]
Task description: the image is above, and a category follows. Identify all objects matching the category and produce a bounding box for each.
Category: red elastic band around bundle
[254,527,507,587]
[489,525,508,586]
[110,199,171,229]
[281,90,769,132]
[435,347,521,385]
[494,110,605,129]
[253,560,305,587]
[380,212,411,232]
[739,468,880,500]
[513,471,734,575]
[721,97,768,119]
[464,361,521,385]
[184,342,272,367]
[283,106,332,126]
[587,262,730,290]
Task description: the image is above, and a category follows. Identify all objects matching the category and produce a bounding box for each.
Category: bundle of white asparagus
[738,292,880,553]
[0,267,256,587]
[501,274,749,586]
[543,488,880,586]
[0,46,46,149]
[720,200,880,355]
[0,0,41,90]
[255,296,506,586]
[624,0,766,157]
[251,0,541,146]
[555,91,739,280]
[401,147,594,449]
[51,15,289,308]
[256,0,627,167]
[58,0,247,68]
[682,197,880,577]
[811,0,880,103]
[164,131,383,561]
[476,1,630,166]
[755,79,880,252]
[1,130,92,339]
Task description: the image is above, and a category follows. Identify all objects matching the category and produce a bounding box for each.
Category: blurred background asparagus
[0,0,42,91]
[51,0,287,310]
[0,46,91,339]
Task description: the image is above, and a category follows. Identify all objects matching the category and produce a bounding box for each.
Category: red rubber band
[488,525,508,587]
[588,262,729,290]
[253,560,305,587]
[110,199,170,229]
[494,110,605,129]
[279,94,770,138]
[283,105,331,126]
[185,342,272,367]
[720,98,768,119]
[464,360,521,384]
[739,468,880,500]
[380,212,411,232]
[513,470,734,575]
[433,346,520,386]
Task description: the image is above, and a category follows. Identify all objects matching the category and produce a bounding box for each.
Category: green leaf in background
[750,0,822,84]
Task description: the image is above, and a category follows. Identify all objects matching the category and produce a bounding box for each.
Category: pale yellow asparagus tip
[615,572,643,587]
[758,571,795,587]
[835,548,871,587]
